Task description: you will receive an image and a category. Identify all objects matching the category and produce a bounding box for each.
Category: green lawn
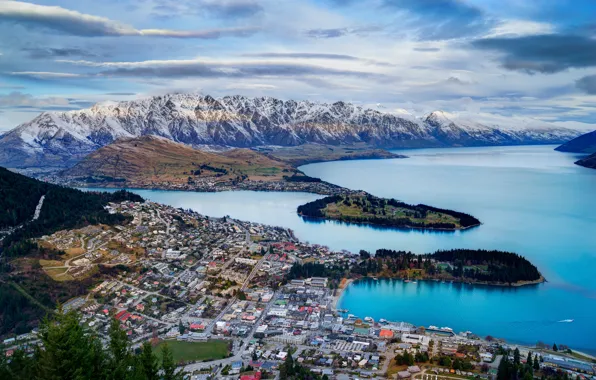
[155,340,230,364]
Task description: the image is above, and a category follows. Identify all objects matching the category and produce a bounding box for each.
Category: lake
[86,145,596,353]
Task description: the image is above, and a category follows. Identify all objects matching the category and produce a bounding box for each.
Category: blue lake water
[85,145,596,353]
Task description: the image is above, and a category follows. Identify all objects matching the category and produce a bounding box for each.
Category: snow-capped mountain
[0,93,582,168]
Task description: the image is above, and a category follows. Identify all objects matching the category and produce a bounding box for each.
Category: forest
[297,194,480,230]
[355,248,542,284]
[0,167,143,251]
[0,311,186,380]
[287,248,542,286]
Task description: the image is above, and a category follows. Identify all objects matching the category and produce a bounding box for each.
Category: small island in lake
[297,193,480,231]
[288,248,545,287]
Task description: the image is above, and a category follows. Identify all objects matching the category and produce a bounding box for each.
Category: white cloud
[484,19,555,38]
[9,71,83,79]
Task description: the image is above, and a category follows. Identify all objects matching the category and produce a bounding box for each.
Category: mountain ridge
[0,93,582,168]
[555,129,596,153]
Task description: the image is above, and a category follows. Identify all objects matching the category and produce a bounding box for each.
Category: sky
[1,0,596,132]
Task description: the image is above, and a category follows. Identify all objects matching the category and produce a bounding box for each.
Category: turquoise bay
[86,145,596,353]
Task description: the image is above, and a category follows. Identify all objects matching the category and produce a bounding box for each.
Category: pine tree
[107,318,133,380]
[527,351,533,368]
[533,355,540,371]
[553,343,558,352]
[139,342,159,380]
[36,310,107,380]
[514,348,521,365]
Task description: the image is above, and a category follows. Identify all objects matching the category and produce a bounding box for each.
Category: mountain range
[0,93,582,169]
[555,129,596,169]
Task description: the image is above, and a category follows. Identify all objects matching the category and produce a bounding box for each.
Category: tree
[139,342,159,380]
[527,351,533,368]
[107,317,133,380]
[161,343,185,380]
[533,355,540,371]
[514,348,521,365]
[36,310,106,380]
[178,320,185,335]
[552,343,558,352]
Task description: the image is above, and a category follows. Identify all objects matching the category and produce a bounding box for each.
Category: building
[309,277,328,287]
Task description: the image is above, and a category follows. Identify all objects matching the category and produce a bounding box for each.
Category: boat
[379,319,388,324]
[440,327,454,332]
[558,319,574,323]
[429,325,439,330]
[411,281,417,284]
[371,277,378,281]
[404,279,411,283]
[364,317,373,322]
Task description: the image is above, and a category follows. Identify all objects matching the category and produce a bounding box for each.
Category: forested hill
[0,167,143,250]
[297,194,480,230]
[372,248,542,284]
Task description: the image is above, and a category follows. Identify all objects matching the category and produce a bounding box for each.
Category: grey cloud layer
[576,75,596,95]
[59,59,392,81]
[0,1,259,38]
[472,34,596,74]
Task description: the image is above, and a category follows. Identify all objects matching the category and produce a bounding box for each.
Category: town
[2,200,595,380]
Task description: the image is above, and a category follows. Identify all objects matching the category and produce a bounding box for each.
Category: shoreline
[331,278,355,311]
[298,213,482,232]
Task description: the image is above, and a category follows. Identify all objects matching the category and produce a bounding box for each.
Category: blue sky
[1,0,596,131]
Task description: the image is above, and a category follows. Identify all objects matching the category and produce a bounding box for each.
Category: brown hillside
[62,136,296,185]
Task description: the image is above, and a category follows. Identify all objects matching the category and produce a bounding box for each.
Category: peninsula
[297,193,481,231]
[289,248,545,287]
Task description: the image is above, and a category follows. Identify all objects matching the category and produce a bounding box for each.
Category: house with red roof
[240,372,262,380]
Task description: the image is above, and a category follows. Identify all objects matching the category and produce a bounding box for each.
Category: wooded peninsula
[297,193,481,231]
[287,248,544,287]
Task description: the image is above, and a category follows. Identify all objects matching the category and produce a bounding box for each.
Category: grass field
[324,195,462,228]
[155,340,230,364]
[44,267,74,282]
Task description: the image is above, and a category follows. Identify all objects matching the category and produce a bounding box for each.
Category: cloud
[150,0,262,20]
[0,91,70,108]
[0,83,25,90]
[201,0,263,19]
[576,75,596,95]
[382,0,495,40]
[243,52,361,60]
[22,47,99,59]
[241,52,395,67]
[445,77,474,85]
[0,1,259,38]
[8,71,83,79]
[471,34,596,74]
[58,58,392,81]
[413,47,440,52]
[305,25,383,39]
